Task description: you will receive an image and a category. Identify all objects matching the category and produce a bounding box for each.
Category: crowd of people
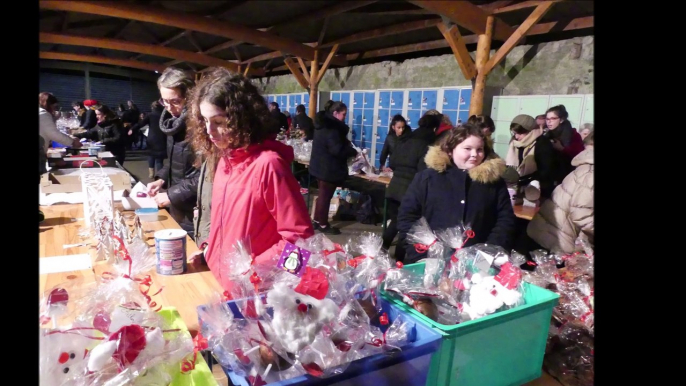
[39,65,594,292]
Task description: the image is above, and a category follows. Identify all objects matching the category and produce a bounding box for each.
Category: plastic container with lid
[135,207,159,222]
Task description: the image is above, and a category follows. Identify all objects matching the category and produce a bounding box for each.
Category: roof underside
[38,0,594,77]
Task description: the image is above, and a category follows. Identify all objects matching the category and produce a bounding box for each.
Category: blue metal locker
[363,92,375,108]
[407,110,421,129]
[351,124,362,147]
[353,92,364,109]
[267,95,275,103]
[390,91,403,109]
[339,92,350,107]
[459,88,472,111]
[378,109,390,128]
[422,90,438,110]
[457,110,470,125]
[408,91,422,110]
[443,89,460,110]
[442,110,458,127]
[331,92,340,102]
[378,91,391,109]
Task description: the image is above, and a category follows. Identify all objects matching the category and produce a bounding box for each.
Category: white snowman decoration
[460,255,523,321]
[266,267,338,354]
[86,304,166,374]
[40,327,98,386]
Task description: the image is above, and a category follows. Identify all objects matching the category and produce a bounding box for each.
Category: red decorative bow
[101,236,164,312]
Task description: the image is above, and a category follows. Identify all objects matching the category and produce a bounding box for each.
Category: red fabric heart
[494,263,522,290]
[93,311,111,334]
[48,288,69,307]
[109,325,147,371]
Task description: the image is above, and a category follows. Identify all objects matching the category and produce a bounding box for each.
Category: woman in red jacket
[187,67,314,293]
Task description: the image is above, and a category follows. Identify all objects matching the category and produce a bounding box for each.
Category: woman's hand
[146,179,165,196]
[153,192,170,207]
[187,250,206,268]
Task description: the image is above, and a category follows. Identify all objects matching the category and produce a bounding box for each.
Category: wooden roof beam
[40,0,320,62]
[407,1,514,41]
[40,51,163,72]
[492,0,562,14]
[437,23,476,80]
[483,1,556,75]
[316,45,340,84]
[39,32,264,76]
[275,1,377,31]
[320,18,441,48]
[343,15,592,62]
[283,57,311,90]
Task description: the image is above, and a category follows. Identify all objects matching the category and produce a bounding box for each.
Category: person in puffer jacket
[526,131,594,255]
[397,123,517,264]
[146,67,199,237]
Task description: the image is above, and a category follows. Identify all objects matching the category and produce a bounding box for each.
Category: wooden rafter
[283,57,311,90]
[297,57,310,80]
[39,32,265,76]
[480,1,515,13]
[39,1,330,63]
[437,23,477,79]
[493,0,562,14]
[483,1,556,75]
[407,1,514,41]
[274,1,377,31]
[40,51,163,72]
[320,18,441,48]
[243,63,251,77]
[318,17,330,47]
[316,45,340,84]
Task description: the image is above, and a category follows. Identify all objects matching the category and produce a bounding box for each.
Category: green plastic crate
[380,262,559,386]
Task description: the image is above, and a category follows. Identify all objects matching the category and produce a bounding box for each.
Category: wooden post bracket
[283,57,311,90]
[316,44,340,85]
[437,23,477,80]
[483,1,556,76]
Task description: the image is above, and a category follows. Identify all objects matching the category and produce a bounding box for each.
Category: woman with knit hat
[77,99,98,131]
[505,114,557,201]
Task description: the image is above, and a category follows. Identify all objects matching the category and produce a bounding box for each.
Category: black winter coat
[130,110,167,159]
[74,118,126,158]
[379,126,410,167]
[82,109,97,130]
[154,111,199,236]
[397,146,517,264]
[386,116,440,203]
[292,113,315,141]
[309,113,357,184]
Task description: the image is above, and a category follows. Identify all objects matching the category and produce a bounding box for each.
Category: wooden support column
[308,49,320,119]
[469,16,493,116]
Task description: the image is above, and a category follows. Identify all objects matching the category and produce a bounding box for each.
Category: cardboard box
[310,196,339,221]
[47,151,116,169]
[40,167,131,194]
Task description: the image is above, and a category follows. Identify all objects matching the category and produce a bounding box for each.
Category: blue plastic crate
[198,295,442,386]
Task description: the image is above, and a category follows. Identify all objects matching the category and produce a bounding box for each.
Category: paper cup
[507,188,517,206]
[524,180,541,201]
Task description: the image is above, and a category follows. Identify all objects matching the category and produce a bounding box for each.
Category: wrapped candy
[406,218,447,289]
[544,322,594,386]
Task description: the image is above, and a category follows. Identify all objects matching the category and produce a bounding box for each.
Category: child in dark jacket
[397,123,517,263]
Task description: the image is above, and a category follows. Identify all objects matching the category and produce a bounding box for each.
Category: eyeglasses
[545,117,560,121]
[161,98,184,106]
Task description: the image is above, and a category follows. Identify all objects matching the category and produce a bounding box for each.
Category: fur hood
[424,145,507,184]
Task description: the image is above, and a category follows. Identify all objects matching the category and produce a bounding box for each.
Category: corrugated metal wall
[39,73,86,110]
[39,71,159,114]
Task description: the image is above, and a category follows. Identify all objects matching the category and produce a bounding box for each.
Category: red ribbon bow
[101,236,164,312]
[450,229,475,263]
[180,332,209,373]
[323,243,345,256]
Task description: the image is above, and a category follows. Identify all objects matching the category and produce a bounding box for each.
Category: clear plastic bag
[544,322,594,386]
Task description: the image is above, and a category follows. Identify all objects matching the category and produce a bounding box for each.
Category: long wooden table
[39,203,224,335]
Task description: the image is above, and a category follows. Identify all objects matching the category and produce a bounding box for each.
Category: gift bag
[80,161,114,230]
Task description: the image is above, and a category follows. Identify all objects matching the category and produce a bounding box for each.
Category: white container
[154,229,187,275]
[135,208,159,222]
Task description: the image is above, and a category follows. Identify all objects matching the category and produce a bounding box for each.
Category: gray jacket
[193,160,213,247]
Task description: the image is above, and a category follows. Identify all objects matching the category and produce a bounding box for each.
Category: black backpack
[355,194,379,225]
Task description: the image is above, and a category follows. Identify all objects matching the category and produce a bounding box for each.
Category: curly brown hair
[187,67,274,179]
[439,123,492,160]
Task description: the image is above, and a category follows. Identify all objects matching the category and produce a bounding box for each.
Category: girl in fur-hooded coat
[397,124,517,264]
